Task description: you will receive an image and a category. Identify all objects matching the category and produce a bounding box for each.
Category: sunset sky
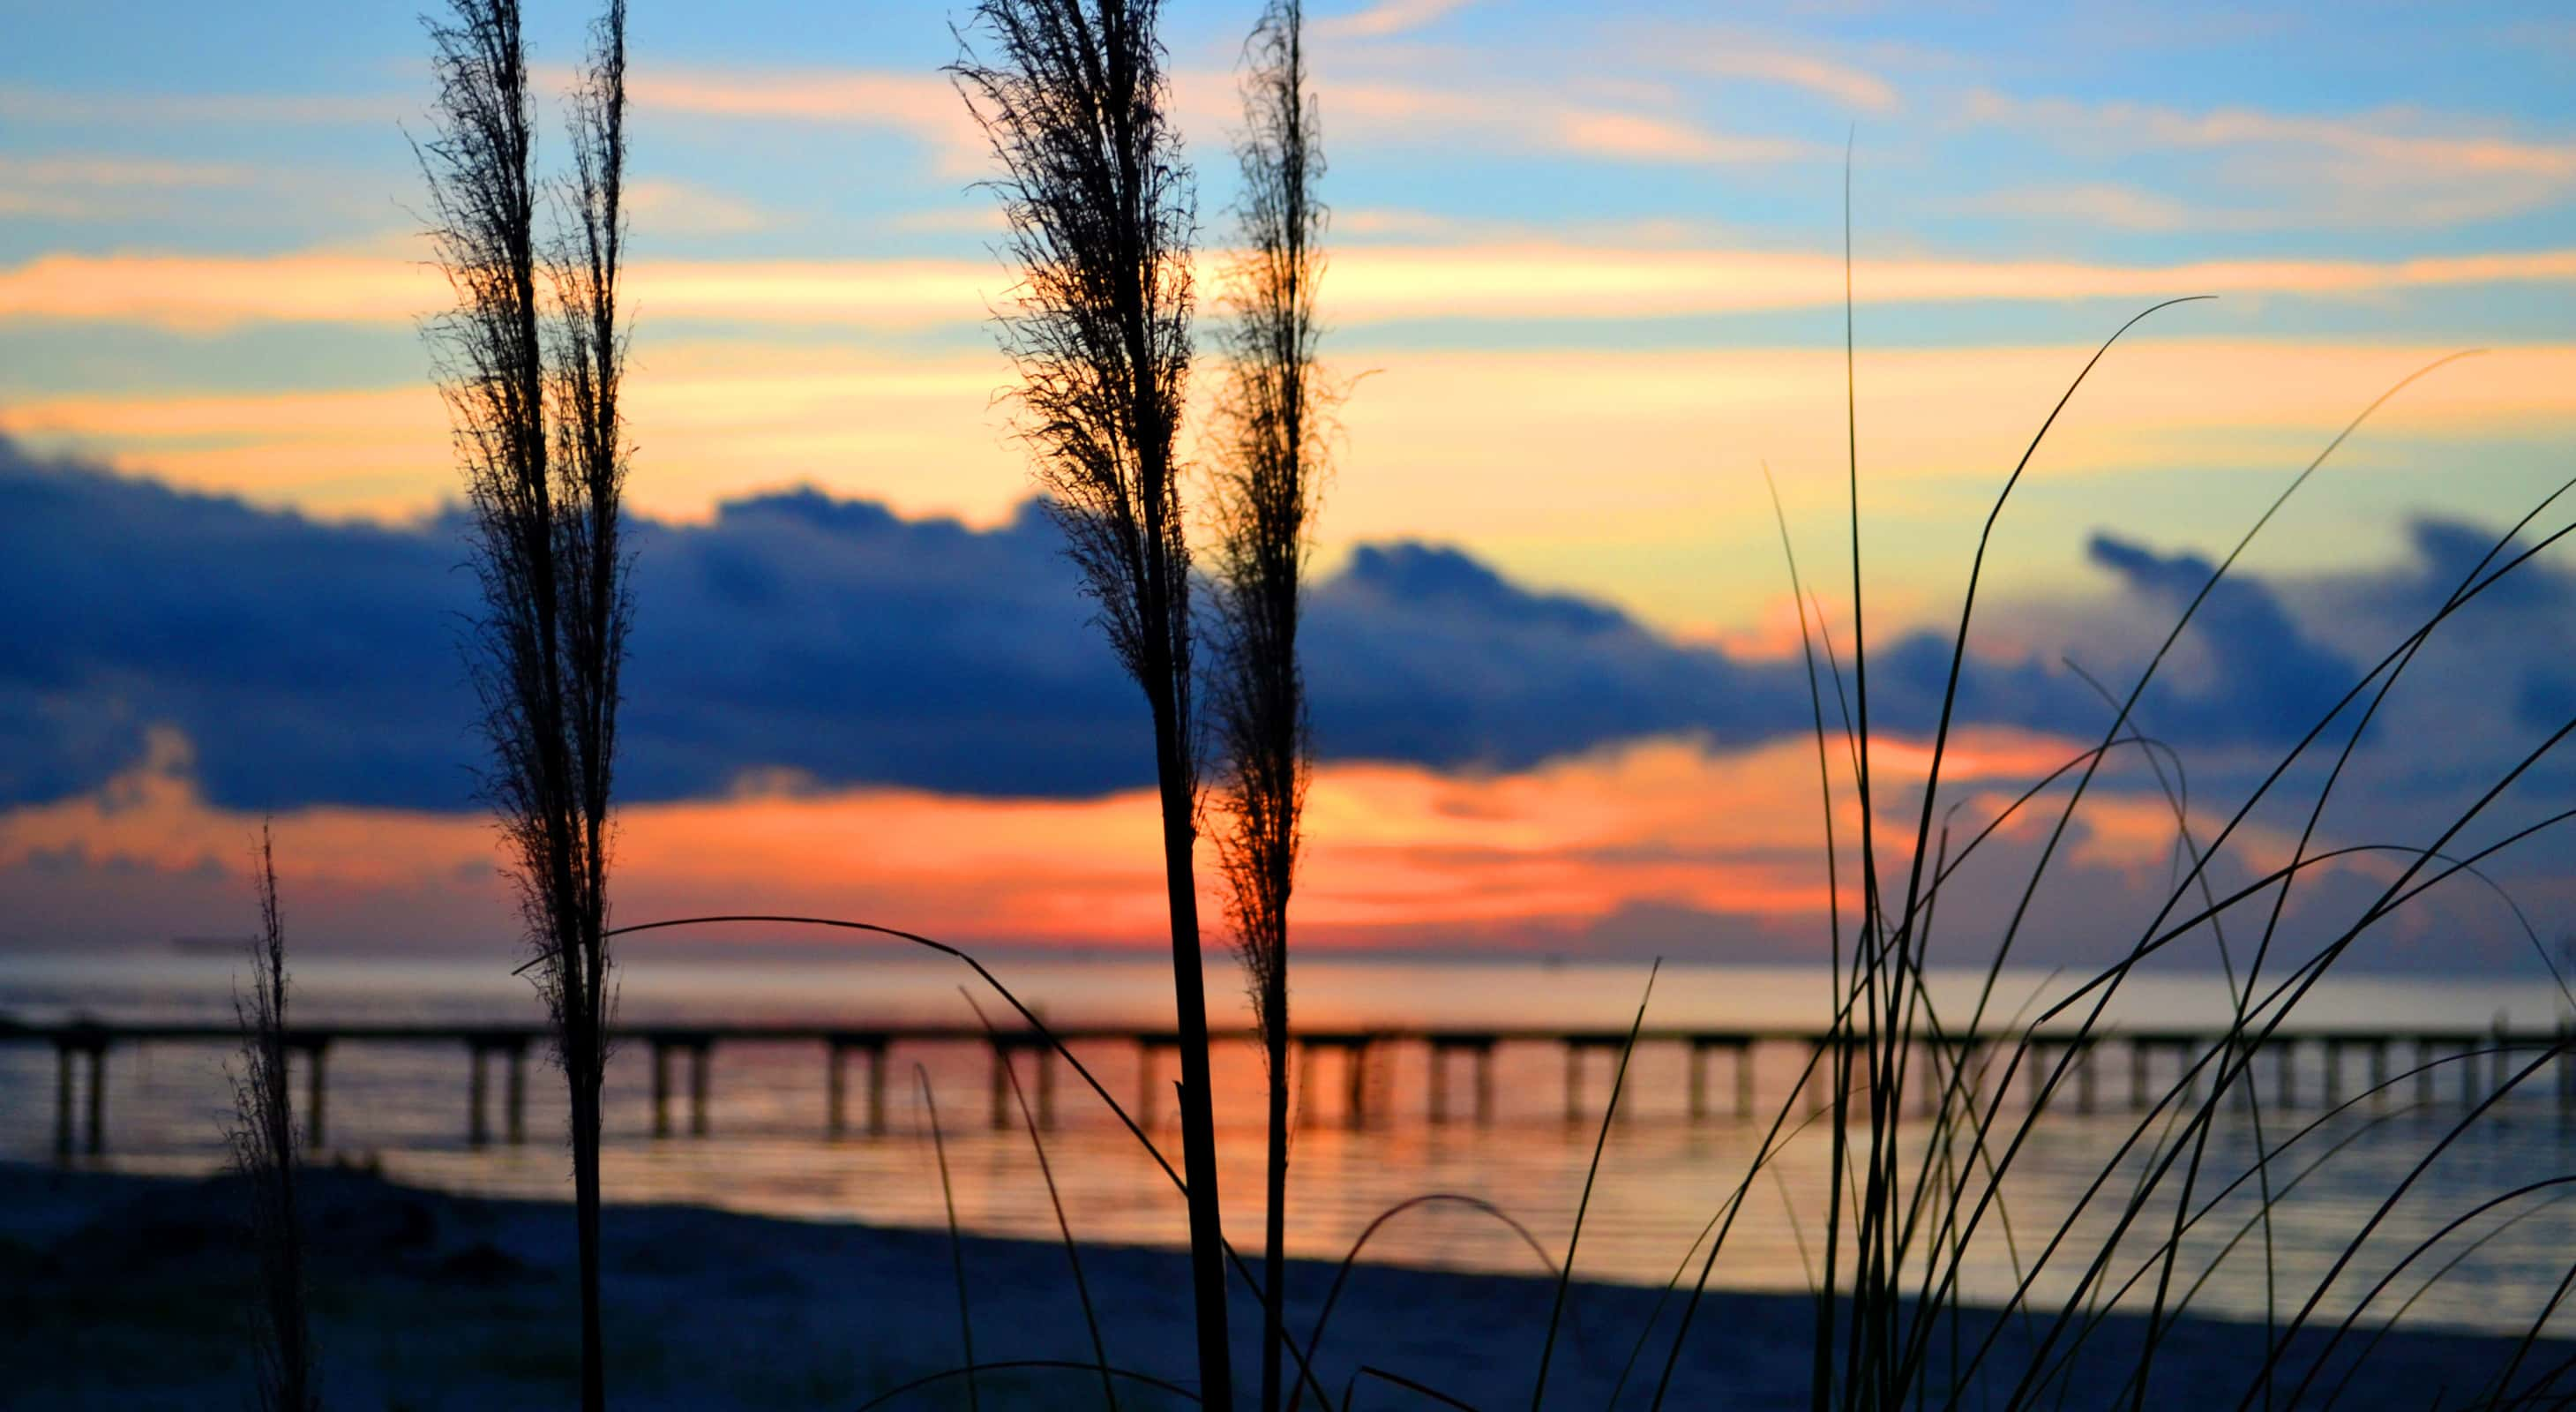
[4,0,2575,971]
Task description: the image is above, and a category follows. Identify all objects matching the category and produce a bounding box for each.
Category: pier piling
[301,1040,328,1151]
[984,1035,1057,1130]
[689,1042,710,1137]
[650,1041,672,1138]
[15,1019,2564,1150]
[505,1041,525,1145]
[85,1043,105,1155]
[827,1042,849,1138]
[1427,1037,1494,1125]
[53,1041,72,1159]
[470,1044,490,1146]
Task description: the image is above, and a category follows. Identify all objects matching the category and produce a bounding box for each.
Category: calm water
[7,949,2576,1340]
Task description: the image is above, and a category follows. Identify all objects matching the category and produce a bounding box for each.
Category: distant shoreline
[4,1160,2563,1408]
[4,944,2557,978]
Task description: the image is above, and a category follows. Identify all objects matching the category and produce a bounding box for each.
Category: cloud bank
[14,434,2569,820]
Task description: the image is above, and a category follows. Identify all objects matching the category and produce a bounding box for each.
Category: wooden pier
[4,1017,2569,1157]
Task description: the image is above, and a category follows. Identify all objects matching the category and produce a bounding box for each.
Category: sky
[4,0,2574,974]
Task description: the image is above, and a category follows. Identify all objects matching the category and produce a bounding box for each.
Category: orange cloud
[2,344,1023,524]
[0,249,1003,334]
[7,723,2475,969]
[11,338,2571,629]
[0,729,1872,954]
[13,240,2574,334]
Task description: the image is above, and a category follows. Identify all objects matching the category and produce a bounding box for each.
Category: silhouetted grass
[950,2,1237,1401]
[1570,172,2576,1411]
[416,1,632,1407]
[1205,4,1329,1408]
[966,990,1121,1411]
[913,1064,977,1411]
[227,823,316,1412]
[1531,962,1658,1409]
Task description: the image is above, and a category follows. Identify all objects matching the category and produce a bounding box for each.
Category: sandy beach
[2,1160,2560,1409]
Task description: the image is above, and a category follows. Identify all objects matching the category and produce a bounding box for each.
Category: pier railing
[5,1017,2569,1158]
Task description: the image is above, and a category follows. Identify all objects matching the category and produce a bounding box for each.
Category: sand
[1,1160,2561,1409]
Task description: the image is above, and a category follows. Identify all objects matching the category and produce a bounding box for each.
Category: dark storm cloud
[4,434,2559,813]
[2080,532,2361,740]
[0,447,476,807]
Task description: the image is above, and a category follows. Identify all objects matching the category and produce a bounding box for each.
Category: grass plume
[1207,2,1329,1408]
[417,2,631,1405]
[951,2,1235,1403]
[226,823,317,1412]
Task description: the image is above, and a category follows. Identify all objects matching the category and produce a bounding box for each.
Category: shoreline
[3,1160,2559,1408]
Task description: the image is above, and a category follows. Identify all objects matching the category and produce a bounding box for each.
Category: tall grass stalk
[951,3,1234,1402]
[916,1066,978,1412]
[1208,3,1327,1409]
[228,823,317,1412]
[418,3,631,1405]
[1531,961,1656,1408]
[965,990,1120,1411]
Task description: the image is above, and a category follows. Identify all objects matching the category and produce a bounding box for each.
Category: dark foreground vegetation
[4,1162,2557,1411]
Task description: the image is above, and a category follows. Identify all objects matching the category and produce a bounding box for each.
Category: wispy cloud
[2,345,1022,524]
[625,178,775,237]
[1333,207,1473,239]
[638,56,1787,175]
[0,154,258,187]
[624,66,983,172]
[0,154,269,221]
[0,248,995,332]
[1318,242,2576,321]
[1965,89,2576,229]
[0,84,400,126]
[1948,183,2223,234]
[9,239,2576,334]
[1689,47,1898,112]
[13,338,2569,561]
[1325,79,1808,163]
[881,206,1009,236]
[1312,0,1476,41]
